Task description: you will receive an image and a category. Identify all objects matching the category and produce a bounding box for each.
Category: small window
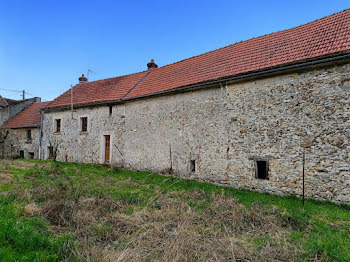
[190,160,196,173]
[55,119,61,133]
[109,106,113,116]
[28,152,34,159]
[255,160,269,180]
[26,130,32,142]
[81,117,88,132]
[19,150,24,158]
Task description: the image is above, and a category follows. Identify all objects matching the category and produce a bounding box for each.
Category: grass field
[0,159,349,261]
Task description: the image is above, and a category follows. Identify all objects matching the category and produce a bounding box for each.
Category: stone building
[41,10,350,203]
[1,102,49,159]
[0,96,41,126]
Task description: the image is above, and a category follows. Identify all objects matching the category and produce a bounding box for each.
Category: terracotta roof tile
[1,102,50,129]
[46,71,149,109]
[46,9,350,109]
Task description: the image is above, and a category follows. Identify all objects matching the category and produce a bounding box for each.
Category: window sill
[25,140,32,144]
[80,131,88,135]
[53,132,61,135]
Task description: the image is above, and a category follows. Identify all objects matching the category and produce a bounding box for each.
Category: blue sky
[0,0,349,101]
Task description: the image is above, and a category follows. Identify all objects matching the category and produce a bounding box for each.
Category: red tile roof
[46,9,350,109]
[1,102,50,129]
[47,71,149,109]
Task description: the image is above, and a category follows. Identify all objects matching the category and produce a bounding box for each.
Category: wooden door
[104,135,110,163]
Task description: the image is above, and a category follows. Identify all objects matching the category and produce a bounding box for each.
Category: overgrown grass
[0,159,349,261]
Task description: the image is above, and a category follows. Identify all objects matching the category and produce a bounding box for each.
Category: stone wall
[225,63,350,203]
[0,128,40,159]
[40,106,127,163]
[41,62,350,203]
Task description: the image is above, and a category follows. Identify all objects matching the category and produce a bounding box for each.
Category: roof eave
[1,125,40,130]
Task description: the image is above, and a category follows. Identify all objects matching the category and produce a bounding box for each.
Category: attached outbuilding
[1,102,50,159]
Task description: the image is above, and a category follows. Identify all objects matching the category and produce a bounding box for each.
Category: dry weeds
[23,202,42,216]
[2,160,349,261]
[1,163,306,262]
[0,170,12,185]
[0,159,50,170]
[16,174,303,262]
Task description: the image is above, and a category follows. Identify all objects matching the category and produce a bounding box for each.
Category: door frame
[100,133,113,164]
[104,135,110,163]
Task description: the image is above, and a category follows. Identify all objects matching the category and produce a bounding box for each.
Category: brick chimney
[147,59,158,70]
[79,74,88,83]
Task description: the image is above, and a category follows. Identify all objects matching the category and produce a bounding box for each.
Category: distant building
[0,102,49,159]
[0,96,41,126]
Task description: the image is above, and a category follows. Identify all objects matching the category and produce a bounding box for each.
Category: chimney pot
[79,74,88,83]
[147,59,158,70]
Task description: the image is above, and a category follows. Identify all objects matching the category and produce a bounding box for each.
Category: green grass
[0,159,350,261]
[0,195,76,262]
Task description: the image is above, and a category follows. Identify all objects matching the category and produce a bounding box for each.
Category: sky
[0,0,349,102]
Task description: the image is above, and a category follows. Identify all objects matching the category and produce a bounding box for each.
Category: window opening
[255,160,269,180]
[190,160,196,173]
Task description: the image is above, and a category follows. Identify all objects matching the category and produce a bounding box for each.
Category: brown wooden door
[104,135,110,163]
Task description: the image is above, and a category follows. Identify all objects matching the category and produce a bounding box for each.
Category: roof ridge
[48,9,349,90]
[75,8,349,83]
[45,8,350,110]
[155,8,350,71]
[78,69,149,85]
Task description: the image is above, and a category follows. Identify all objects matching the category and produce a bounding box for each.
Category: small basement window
[55,119,61,133]
[190,160,196,173]
[26,130,32,142]
[28,152,34,159]
[19,150,24,158]
[81,117,88,132]
[109,106,113,116]
[255,160,269,180]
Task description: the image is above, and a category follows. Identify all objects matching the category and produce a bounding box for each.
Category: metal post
[22,90,25,100]
[169,143,173,173]
[302,150,305,207]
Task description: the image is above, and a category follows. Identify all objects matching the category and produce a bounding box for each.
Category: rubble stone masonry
[0,128,40,159]
[41,62,350,203]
